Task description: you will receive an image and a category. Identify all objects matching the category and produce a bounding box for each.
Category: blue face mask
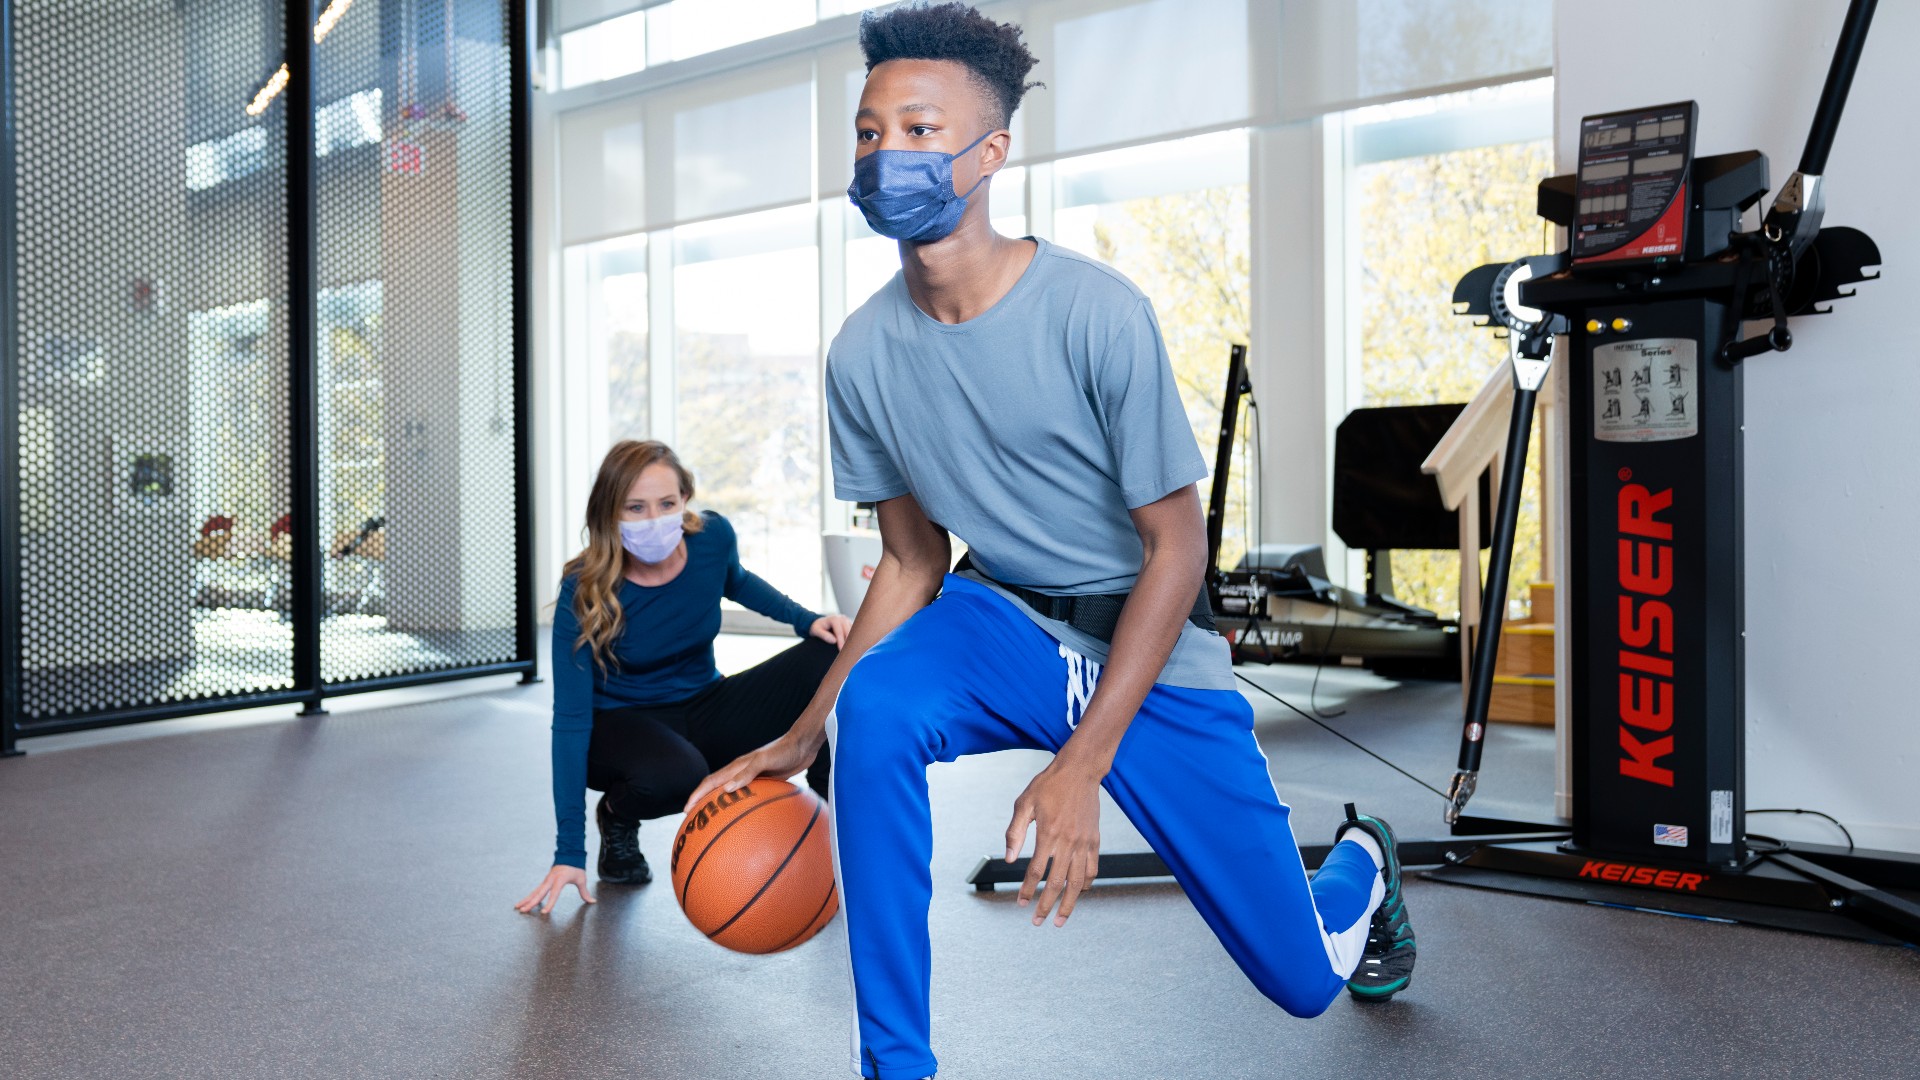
[846,129,994,243]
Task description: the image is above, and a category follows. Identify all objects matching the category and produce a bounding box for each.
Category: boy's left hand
[1005,762,1103,926]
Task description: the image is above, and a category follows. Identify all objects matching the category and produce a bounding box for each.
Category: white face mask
[619,514,684,564]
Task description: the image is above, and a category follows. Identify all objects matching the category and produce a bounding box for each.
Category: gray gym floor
[3,637,1914,1079]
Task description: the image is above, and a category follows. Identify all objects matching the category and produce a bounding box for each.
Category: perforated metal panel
[4,0,526,736]
[11,2,294,722]
[314,0,518,684]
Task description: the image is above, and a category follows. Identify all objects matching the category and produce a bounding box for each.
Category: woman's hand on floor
[515,864,596,915]
[809,614,854,647]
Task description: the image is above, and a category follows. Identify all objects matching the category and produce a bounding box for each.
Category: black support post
[1799,0,1877,176]
[0,0,21,756]
[1204,343,1249,582]
[1459,386,1537,779]
[510,0,539,685]
[286,0,326,716]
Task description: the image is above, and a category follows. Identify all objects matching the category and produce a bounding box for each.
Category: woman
[516,440,848,914]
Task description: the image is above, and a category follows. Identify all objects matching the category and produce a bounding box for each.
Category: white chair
[822,530,883,616]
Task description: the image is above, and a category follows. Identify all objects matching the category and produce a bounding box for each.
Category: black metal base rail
[5,658,538,748]
[968,826,1920,947]
[967,831,1573,892]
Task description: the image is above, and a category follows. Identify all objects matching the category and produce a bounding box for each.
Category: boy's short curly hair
[858,3,1042,129]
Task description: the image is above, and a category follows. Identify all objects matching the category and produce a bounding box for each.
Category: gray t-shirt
[825,237,1233,690]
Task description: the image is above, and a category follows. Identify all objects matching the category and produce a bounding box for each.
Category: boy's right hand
[684,730,822,813]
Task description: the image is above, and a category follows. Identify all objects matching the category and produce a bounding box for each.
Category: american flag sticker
[1654,823,1689,847]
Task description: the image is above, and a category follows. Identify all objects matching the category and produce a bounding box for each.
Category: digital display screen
[1575,101,1696,264]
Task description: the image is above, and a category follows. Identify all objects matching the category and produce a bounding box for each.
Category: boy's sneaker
[596,795,651,885]
[1337,802,1414,1001]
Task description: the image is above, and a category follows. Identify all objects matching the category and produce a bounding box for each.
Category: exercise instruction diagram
[1594,338,1697,442]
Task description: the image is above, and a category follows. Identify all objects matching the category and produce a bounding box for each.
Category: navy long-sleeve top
[549,511,819,868]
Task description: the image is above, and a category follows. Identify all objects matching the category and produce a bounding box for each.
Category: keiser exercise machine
[1434,0,1920,945]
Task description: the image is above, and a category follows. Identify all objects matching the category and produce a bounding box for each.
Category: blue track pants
[827,575,1384,1079]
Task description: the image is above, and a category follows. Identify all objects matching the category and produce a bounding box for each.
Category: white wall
[1555,0,1917,852]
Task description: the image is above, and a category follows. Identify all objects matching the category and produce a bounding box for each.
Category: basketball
[671,778,838,954]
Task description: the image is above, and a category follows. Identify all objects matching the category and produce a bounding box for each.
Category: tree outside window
[1057,184,1253,572]
[1356,138,1555,619]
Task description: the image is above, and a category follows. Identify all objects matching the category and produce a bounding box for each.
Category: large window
[652,0,814,62]
[1054,131,1253,569]
[558,9,648,89]
[562,214,820,617]
[1348,80,1554,618]
[559,0,817,89]
[565,234,650,443]
[674,206,822,609]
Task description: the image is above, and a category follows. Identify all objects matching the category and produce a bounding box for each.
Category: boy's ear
[982,129,1013,176]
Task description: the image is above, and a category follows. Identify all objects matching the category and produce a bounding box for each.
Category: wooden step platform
[1490,674,1554,726]
[1528,580,1554,623]
[1486,581,1557,726]
[1496,622,1553,678]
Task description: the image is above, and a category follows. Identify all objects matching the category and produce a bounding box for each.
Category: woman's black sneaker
[596,795,651,885]
[1336,802,1414,1002]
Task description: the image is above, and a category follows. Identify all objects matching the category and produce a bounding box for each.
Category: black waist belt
[954,553,1216,644]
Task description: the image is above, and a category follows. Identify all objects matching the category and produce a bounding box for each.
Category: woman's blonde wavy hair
[564,440,706,676]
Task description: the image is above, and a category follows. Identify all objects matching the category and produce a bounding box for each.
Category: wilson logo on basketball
[672,784,758,869]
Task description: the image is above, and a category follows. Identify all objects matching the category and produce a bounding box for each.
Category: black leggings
[587,636,836,823]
